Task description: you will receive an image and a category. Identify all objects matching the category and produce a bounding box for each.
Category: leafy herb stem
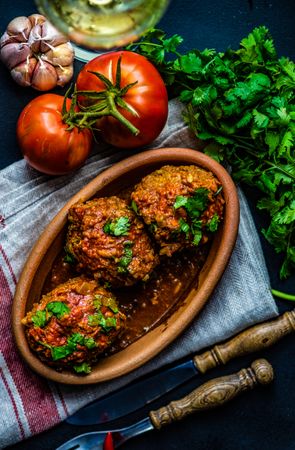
[235,143,295,180]
[271,289,295,301]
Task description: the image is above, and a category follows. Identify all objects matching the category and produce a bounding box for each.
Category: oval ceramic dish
[12,148,239,384]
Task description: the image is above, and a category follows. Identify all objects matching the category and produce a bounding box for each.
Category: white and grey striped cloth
[0,99,278,448]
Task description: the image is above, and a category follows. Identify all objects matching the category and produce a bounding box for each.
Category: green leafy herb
[131,200,138,214]
[31,310,47,328]
[51,345,74,361]
[73,363,91,374]
[148,222,158,233]
[103,216,130,236]
[83,337,97,349]
[50,333,96,361]
[63,249,76,264]
[174,188,210,245]
[46,301,70,319]
[207,213,220,232]
[179,218,190,237]
[93,294,119,313]
[88,311,117,332]
[128,26,295,279]
[117,242,133,274]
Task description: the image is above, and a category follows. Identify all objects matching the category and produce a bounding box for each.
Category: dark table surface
[1,0,294,449]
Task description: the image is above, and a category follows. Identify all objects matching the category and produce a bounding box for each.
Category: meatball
[22,277,126,373]
[65,196,159,286]
[131,165,224,256]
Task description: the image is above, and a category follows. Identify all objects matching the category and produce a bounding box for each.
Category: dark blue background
[0,0,294,449]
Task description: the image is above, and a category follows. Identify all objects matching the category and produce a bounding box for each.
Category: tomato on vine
[16,93,93,175]
[76,51,168,148]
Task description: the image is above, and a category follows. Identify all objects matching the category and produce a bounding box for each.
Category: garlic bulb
[0,14,75,91]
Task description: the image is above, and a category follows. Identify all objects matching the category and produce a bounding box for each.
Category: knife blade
[66,309,295,426]
[60,359,273,449]
[66,360,198,425]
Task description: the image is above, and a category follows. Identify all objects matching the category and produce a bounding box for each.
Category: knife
[66,309,295,426]
[60,359,273,449]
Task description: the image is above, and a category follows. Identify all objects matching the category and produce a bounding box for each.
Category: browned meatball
[131,165,224,256]
[66,196,159,286]
[22,277,126,373]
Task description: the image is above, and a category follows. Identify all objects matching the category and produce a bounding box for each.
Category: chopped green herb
[93,294,118,313]
[51,345,74,361]
[192,229,203,246]
[174,189,210,245]
[50,333,93,361]
[117,242,133,274]
[88,310,105,327]
[73,363,91,374]
[93,294,104,308]
[88,312,117,332]
[104,297,119,313]
[84,337,97,349]
[174,188,209,218]
[131,200,138,214]
[103,216,130,236]
[148,222,158,233]
[174,195,188,209]
[179,218,190,237]
[63,250,76,264]
[31,310,47,328]
[207,213,220,232]
[68,333,85,346]
[46,301,70,319]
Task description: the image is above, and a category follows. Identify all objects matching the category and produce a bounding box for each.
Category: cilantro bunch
[127,26,295,279]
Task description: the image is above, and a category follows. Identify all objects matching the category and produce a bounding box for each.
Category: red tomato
[16,94,93,175]
[76,51,168,148]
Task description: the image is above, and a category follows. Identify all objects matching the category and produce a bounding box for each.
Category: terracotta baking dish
[12,148,239,384]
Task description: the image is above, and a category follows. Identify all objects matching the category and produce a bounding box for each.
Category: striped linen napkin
[0,99,278,449]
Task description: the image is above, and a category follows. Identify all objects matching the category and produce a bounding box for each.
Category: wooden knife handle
[149,359,273,429]
[193,310,295,374]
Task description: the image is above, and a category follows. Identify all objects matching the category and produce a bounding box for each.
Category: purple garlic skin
[0,14,74,91]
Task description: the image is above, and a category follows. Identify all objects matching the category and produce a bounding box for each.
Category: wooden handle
[149,359,273,429]
[193,310,295,374]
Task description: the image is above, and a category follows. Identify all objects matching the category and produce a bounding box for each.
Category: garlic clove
[28,24,43,53]
[31,59,58,91]
[7,16,32,42]
[0,42,32,70]
[0,31,17,49]
[11,57,37,87]
[56,64,74,87]
[28,14,47,27]
[40,21,68,53]
[42,42,74,67]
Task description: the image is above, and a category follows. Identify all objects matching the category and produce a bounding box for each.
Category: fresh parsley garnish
[63,249,76,264]
[88,312,117,332]
[73,363,91,374]
[94,294,119,313]
[117,242,133,274]
[128,26,295,279]
[31,310,47,328]
[207,213,220,232]
[51,345,74,361]
[174,188,210,245]
[83,337,97,349]
[131,200,138,214]
[50,332,97,361]
[46,301,70,319]
[103,216,130,236]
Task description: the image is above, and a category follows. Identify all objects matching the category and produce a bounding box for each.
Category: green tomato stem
[271,289,295,301]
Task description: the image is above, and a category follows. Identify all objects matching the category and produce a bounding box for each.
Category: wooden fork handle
[193,310,295,374]
[149,359,273,429]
